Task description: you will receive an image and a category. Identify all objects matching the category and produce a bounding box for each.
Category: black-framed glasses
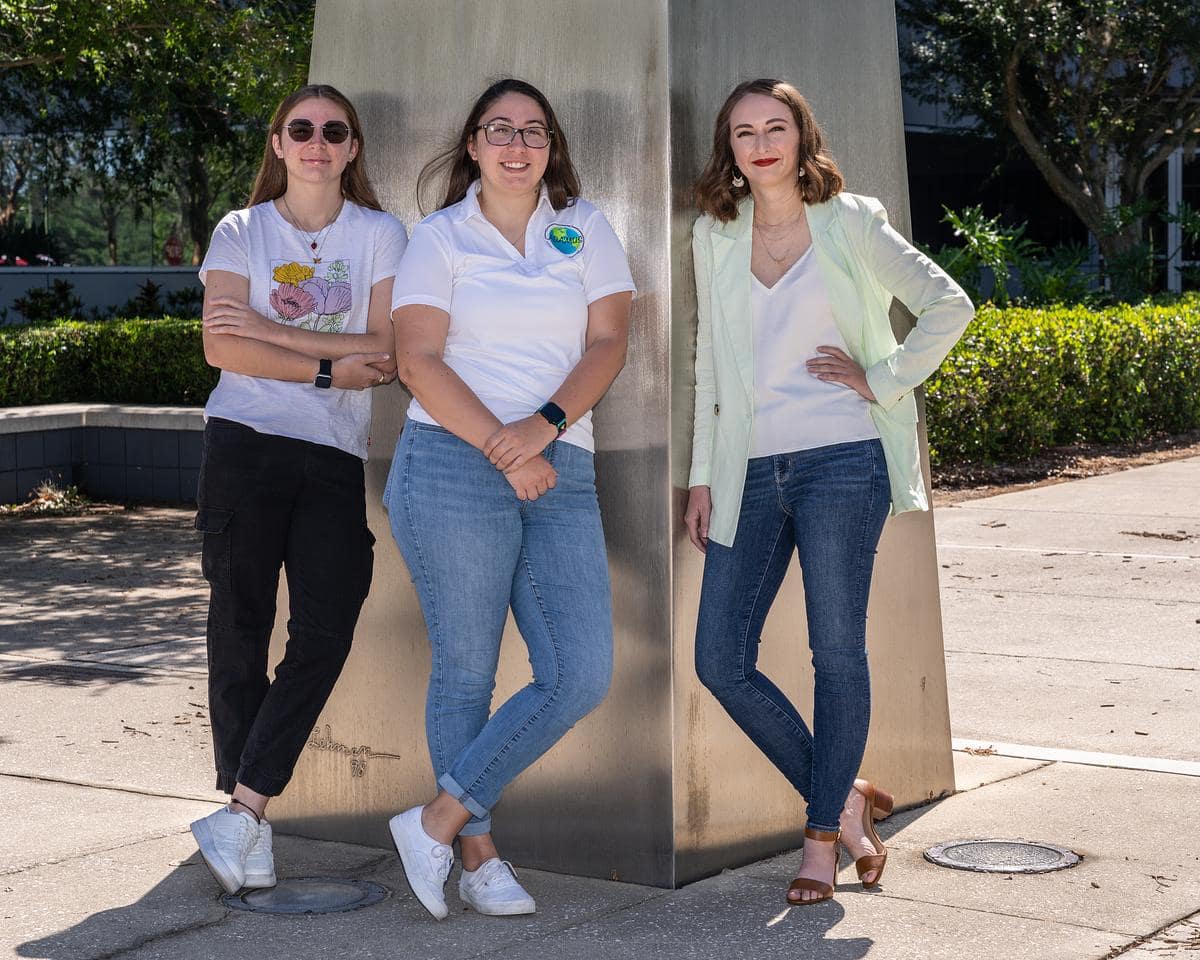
[285,119,352,144]
[475,122,552,149]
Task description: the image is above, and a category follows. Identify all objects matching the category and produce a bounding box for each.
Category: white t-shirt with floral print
[200,200,407,460]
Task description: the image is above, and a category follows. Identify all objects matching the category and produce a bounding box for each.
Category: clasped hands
[483,415,560,502]
[203,296,397,390]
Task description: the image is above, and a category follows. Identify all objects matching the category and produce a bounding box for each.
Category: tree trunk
[181,150,212,267]
[0,164,27,230]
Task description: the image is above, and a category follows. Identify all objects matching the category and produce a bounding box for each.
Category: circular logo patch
[545,223,584,257]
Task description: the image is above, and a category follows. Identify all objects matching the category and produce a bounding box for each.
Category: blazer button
[714,403,720,416]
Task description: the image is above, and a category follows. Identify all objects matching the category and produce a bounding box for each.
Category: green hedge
[4,303,1200,467]
[0,318,215,407]
[926,295,1200,465]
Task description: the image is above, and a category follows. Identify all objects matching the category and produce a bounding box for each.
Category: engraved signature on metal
[306,724,403,778]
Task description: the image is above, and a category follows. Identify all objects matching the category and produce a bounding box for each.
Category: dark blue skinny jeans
[695,439,891,833]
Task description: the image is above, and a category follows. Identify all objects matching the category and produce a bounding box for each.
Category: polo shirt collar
[452,179,554,224]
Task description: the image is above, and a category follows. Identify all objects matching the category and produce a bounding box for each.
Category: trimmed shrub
[926,296,1200,465]
[5,302,1200,469]
[0,318,216,407]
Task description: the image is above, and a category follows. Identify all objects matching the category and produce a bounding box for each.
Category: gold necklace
[281,196,343,263]
[753,221,799,265]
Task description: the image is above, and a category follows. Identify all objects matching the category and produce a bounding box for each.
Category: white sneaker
[190,806,258,894]
[459,858,536,916]
[388,806,453,920]
[242,818,276,889]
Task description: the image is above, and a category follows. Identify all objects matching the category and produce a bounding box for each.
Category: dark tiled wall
[1,427,202,505]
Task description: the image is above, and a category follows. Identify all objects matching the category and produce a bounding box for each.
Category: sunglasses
[285,119,352,144]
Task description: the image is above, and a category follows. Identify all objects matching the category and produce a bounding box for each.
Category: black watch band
[315,358,333,389]
[537,401,568,436]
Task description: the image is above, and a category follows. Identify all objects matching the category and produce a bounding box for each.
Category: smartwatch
[537,401,568,436]
[315,358,333,389]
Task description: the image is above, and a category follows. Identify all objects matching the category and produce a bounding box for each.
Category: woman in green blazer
[684,78,973,905]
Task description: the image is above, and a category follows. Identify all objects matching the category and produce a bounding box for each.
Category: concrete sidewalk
[2,459,1198,959]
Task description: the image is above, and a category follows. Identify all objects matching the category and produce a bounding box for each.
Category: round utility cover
[224,878,388,914]
[924,839,1080,874]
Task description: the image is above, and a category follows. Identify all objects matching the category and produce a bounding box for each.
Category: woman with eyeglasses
[189,84,407,895]
[383,78,634,920]
[685,79,973,905]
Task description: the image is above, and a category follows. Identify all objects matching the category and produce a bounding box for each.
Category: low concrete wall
[0,404,204,505]
[0,267,203,324]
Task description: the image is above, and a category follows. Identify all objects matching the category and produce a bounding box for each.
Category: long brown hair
[416,78,580,215]
[693,79,844,222]
[247,84,383,211]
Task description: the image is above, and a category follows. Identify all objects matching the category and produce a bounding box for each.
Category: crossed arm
[202,269,397,390]
[393,290,633,500]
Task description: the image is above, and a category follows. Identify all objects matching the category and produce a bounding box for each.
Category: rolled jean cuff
[806,818,841,836]
[439,772,491,834]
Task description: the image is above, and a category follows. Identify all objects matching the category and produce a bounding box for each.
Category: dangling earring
[731,167,745,189]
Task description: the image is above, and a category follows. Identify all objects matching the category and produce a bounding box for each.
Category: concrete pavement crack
[81,909,233,960]
[1,823,197,877]
[0,653,206,678]
[0,770,220,804]
[943,649,1198,672]
[871,890,1138,938]
[942,586,1200,605]
[1098,905,1200,958]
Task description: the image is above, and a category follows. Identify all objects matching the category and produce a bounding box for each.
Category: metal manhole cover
[223,878,388,914]
[924,839,1080,874]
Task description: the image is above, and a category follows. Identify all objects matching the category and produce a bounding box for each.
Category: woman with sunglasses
[685,79,972,905]
[384,78,634,920]
[189,84,407,895]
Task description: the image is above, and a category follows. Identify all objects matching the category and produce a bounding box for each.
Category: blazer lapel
[710,198,755,400]
[807,199,866,358]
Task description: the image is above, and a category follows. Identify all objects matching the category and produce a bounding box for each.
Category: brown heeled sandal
[844,779,893,889]
[786,828,839,905]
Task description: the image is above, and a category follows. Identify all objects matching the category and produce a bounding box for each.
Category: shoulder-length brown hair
[247,84,383,211]
[415,78,581,215]
[693,78,843,222]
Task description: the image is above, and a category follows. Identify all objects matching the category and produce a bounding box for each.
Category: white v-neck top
[748,246,879,458]
[391,181,636,452]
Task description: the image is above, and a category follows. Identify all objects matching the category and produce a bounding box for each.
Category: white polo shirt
[391,181,636,452]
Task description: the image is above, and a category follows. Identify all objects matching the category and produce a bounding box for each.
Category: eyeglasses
[285,119,352,144]
[475,122,552,149]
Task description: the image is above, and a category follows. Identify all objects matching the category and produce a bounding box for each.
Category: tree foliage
[898,0,1200,283]
[0,1,313,262]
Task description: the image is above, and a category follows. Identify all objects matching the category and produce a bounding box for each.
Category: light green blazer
[689,191,974,547]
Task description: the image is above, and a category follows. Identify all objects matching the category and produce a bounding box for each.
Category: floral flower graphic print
[269,258,353,332]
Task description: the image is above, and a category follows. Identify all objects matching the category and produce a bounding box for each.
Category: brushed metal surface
[269,0,954,888]
[273,0,676,886]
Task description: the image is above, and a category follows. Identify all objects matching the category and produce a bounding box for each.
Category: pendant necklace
[753,221,796,264]
[281,195,343,263]
[753,207,804,265]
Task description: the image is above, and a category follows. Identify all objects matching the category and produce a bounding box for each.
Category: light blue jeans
[384,420,613,836]
[695,439,891,833]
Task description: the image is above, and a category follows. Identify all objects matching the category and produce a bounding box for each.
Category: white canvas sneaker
[388,806,454,920]
[190,806,258,894]
[458,858,536,916]
[242,818,276,889]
